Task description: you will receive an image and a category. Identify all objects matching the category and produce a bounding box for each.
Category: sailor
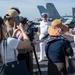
[37,12,51,62]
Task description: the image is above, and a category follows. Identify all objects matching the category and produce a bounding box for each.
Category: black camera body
[27,21,39,41]
[15,16,28,25]
[15,16,39,41]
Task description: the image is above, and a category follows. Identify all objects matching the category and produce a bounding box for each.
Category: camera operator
[14,16,42,74]
[13,16,33,75]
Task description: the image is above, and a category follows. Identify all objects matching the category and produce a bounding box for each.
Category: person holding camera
[4,9,19,37]
[13,17,29,58]
[14,17,28,40]
[0,16,33,75]
[37,13,51,62]
[12,17,33,74]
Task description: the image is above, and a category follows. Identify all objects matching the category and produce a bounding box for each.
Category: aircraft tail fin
[46,3,61,20]
[72,8,75,21]
[37,5,47,17]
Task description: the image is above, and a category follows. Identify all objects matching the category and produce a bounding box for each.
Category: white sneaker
[38,59,44,62]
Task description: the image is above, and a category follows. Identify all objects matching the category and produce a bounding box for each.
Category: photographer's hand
[12,22,19,37]
[18,23,33,51]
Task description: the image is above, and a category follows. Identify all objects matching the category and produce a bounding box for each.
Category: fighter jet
[37,3,75,28]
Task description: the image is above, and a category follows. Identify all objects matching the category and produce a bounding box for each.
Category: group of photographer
[0,8,33,75]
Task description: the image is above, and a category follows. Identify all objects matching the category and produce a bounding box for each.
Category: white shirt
[0,38,19,63]
[39,20,51,40]
[40,20,51,35]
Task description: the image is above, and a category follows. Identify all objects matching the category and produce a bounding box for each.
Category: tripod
[31,43,42,75]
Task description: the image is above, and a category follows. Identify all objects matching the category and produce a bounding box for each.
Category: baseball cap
[5,9,18,18]
[41,12,48,18]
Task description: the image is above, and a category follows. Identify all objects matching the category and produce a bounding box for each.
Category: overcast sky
[0,0,75,20]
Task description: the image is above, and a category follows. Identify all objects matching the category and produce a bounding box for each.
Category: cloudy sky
[0,0,75,20]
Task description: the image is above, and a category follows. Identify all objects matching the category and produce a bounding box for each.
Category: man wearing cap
[38,12,51,62]
[4,9,19,37]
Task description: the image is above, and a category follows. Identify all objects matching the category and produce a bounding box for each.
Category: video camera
[27,21,40,41]
[15,16,39,41]
[15,16,28,25]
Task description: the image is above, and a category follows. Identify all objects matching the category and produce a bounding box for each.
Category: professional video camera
[27,21,39,41]
[15,16,39,41]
